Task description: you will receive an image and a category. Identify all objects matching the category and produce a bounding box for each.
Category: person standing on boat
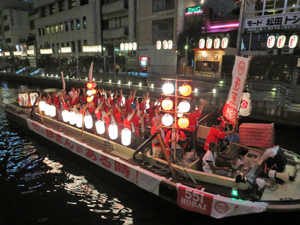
[217,110,231,132]
[187,99,206,132]
[151,117,165,158]
[202,141,231,176]
[104,107,116,136]
[204,120,235,151]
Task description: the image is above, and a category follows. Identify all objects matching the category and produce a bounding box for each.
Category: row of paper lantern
[267,34,298,49]
[18,93,39,107]
[162,82,192,96]
[120,42,137,51]
[39,101,56,117]
[61,110,132,146]
[156,40,173,50]
[199,37,229,49]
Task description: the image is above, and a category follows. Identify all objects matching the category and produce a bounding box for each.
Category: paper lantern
[39,101,46,111]
[95,120,105,134]
[87,90,92,96]
[162,98,173,111]
[132,42,137,51]
[84,115,93,129]
[178,117,189,129]
[18,93,28,107]
[108,124,118,140]
[62,110,70,122]
[121,128,131,146]
[178,100,190,113]
[87,96,92,103]
[45,104,51,116]
[76,114,83,128]
[30,93,38,106]
[69,111,76,125]
[180,84,192,96]
[120,96,126,106]
[49,105,56,117]
[162,114,173,126]
[120,43,125,51]
[87,82,93,89]
[162,82,174,95]
[92,82,97,88]
[156,40,162,50]
[91,89,97,95]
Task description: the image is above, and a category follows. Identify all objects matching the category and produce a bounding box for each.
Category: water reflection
[0,83,133,224]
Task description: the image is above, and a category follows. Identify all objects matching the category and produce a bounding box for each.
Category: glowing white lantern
[206,38,212,49]
[87,90,92,96]
[45,104,51,116]
[120,43,125,51]
[162,114,173,126]
[69,111,76,125]
[178,100,190,113]
[95,120,105,134]
[120,96,126,106]
[239,92,252,117]
[84,114,93,129]
[199,38,205,49]
[168,40,173,49]
[125,43,129,51]
[162,82,174,95]
[221,37,229,48]
[76,114,83,128]
[289,35,298,48]
[132,42,137,51]
[128,42,133,51]
[49,105,56,117]
[163,40,168,49]
[121,128,131,146]
[146,99,150,109]
[156,40,162,50]
[18,93,28,107]
[267,35,276,48]
[62,110,70,122]
[277,35,286,48]
[214,38,221,49]
[177,113,183,118]
[108,124,118,140]
[30,93,38,106]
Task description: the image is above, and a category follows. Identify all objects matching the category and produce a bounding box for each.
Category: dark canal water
[1,81,300,225]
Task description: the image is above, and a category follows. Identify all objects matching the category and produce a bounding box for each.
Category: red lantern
[87,96,92,102]
[162,98,173,111]
[92,82,97,88]
[91,89,97,95]
[87,82,93,89]
[180,83,192,96]
[178,117,189,129]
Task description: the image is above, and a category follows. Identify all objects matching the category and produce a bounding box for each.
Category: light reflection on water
[0,82,133,224]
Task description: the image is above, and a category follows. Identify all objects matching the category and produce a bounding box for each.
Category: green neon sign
[186,6,202,15]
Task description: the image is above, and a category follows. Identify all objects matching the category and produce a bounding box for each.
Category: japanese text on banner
[223,55,250,126]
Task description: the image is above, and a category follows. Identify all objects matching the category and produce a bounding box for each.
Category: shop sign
[214,38,220,49]
[206,38,212,49]
[199,38,205,49]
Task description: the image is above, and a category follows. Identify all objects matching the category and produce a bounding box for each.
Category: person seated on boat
[72,102,82,114]
[150,106,162,125]
[204,120,235,151]
[165,123,186,160]
[202,142,231,177]
[151,117,165,158]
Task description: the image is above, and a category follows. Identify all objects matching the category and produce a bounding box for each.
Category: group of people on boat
[39,87,239,175]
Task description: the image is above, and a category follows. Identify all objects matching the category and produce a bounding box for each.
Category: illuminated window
[60,23,64,32]
[51,26,54,34]
[46,27,50,35]
[68,0,76,9]
[55,25,59,33]
[83,16,87,28]
[76,19,80,29]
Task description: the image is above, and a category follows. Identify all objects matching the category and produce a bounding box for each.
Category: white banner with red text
[223,55,251,126]
[26,118,164,195]
[177,184,267,219]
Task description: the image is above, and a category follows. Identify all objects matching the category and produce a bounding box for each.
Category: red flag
[61,71,66,91]
[88,61,94,82]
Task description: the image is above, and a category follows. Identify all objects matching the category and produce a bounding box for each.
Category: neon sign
[186,6,203,15]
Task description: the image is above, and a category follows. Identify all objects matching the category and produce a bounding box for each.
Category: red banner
[177,185,214,215]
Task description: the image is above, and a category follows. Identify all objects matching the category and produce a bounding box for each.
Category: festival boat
[3,57,300,219]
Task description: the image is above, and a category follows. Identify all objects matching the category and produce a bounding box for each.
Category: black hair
[209,141,218,150]
[153,106,159,111]
[215,120,222,126]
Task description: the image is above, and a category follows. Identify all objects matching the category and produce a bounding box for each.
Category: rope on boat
[264,178,278,191]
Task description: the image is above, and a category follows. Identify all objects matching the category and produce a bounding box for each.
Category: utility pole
[114,42,116,85]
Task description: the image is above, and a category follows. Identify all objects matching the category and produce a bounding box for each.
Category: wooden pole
[157,133,178,179]
[81,111,85,139]
[174,79,178,162]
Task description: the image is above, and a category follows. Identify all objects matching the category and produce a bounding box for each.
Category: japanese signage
[223,56,251,126]
[245,13,300,29]
[177,184,267,219]
[267,35,275,48]
[239,92,251,117]
[26,118,163,195]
